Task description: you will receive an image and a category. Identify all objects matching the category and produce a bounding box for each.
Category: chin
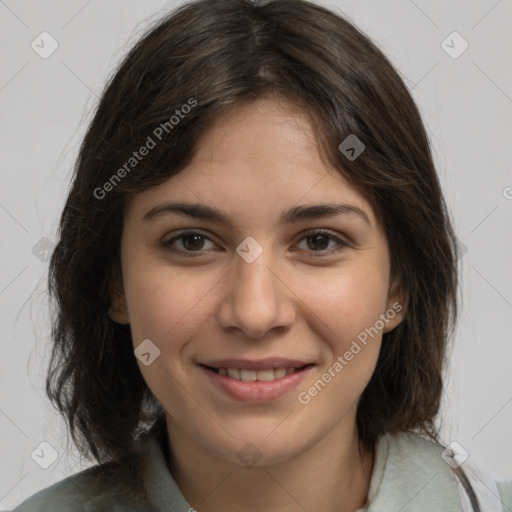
[207,425,312,469]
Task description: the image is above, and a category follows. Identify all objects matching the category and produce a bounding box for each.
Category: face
[111,97,406,467]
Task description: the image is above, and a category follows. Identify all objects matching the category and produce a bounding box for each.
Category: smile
[199,361,315,403]
[207,366,305,382]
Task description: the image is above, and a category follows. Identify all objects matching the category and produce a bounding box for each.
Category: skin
[110,97,406,512]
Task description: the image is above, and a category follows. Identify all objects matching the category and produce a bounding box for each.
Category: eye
[162,229,348,257]
[295,230,348,256]
[162,230,217,255]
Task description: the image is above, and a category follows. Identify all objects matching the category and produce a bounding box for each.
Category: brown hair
[47,0,458,501]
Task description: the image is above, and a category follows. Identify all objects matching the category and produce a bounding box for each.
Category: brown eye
[306,233,330,251]
[163,230,217,255]
[181,233,206,251]
[296,230,348,256]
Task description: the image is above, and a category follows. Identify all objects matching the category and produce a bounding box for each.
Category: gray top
[10,428,512,511]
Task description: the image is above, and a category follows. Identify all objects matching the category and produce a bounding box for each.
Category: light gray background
[1,0,511,509]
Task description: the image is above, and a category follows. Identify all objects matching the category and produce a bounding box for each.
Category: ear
[383,273,408,333]
[107,262,130,325]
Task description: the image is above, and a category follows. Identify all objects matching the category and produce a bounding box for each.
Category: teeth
[274,368,287,378]
[254,369,274,381]
[216,367,300,381]
[240,369,257,382]
[227,368,240,380]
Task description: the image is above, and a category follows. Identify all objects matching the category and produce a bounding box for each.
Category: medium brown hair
[47,0,458,501]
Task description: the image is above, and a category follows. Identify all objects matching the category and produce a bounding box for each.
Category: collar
[137,425,462,512]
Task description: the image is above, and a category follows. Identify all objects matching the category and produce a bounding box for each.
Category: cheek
[123,262,218,350]
[297,261,390,345]
[123,268,214,398]
[294,267,388,415]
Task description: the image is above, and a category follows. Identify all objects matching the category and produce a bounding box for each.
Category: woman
[11,0,511,510]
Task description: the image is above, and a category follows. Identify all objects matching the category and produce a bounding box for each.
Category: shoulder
[497,480,512,509]
[378,430,459,480]
[366,431,511,512]
[9,419,174,512]
[8,464,146,512]
[383,430,454,474]
[369,431,463,511]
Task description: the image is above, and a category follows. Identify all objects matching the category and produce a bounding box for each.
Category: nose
[217,245,296,340]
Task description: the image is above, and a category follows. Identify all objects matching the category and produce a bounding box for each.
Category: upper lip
[199,358,313,371]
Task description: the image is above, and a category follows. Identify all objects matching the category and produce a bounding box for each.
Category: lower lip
[200,365,313,403]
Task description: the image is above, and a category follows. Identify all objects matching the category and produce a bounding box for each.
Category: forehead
[125,98,378,227]
[195,97,319,165]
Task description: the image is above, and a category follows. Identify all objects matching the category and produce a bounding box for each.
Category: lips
[198,358,314,402]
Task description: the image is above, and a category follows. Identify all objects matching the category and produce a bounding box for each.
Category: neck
[164,415,375,512]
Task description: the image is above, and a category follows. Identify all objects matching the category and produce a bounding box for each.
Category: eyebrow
[142,201,371,228]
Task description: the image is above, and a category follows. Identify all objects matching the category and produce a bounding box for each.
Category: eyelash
[162,229,349,258]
